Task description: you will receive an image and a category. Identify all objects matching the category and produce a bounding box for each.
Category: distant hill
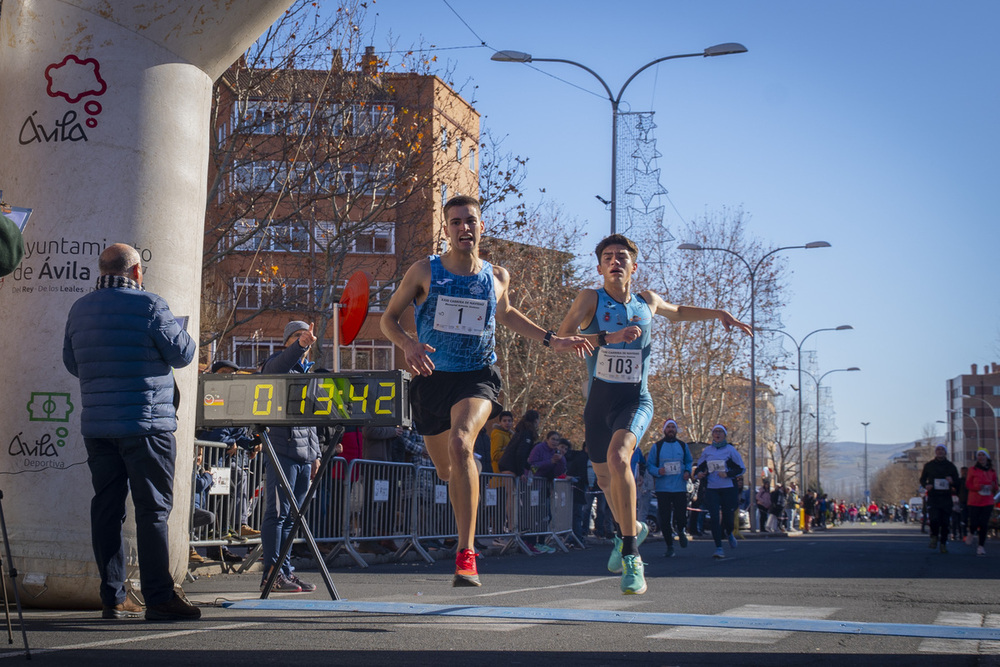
[819,440,915,499]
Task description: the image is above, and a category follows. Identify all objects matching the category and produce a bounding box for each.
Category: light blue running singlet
[413,255,497,372]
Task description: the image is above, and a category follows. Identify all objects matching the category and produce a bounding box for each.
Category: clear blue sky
[358,0,1000,445]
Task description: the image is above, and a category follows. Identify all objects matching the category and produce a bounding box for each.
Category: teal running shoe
[620,554,647,595]
[608,522,650,574]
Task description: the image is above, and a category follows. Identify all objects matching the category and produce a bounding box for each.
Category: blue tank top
[581,288,652,393]
[414,255,497,372]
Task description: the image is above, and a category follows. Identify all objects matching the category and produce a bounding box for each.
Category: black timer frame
[256,425,344,600]
[197,371,411,429]
[196,371,411,600]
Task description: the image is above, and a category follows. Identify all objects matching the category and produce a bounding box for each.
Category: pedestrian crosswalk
[646,604,840,644]
[234,596,1000,647]
[918,612,1000,655]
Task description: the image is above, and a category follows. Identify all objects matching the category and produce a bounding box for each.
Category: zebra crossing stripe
[648,605,839,643]
[224,599,1000,641]
[919,612,1000,654]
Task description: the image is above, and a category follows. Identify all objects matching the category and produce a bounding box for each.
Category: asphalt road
[3,522,999,666]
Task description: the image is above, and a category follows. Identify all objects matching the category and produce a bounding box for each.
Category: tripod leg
[0,491,30,658]
[258,428,342,600]
[0,555,12,643]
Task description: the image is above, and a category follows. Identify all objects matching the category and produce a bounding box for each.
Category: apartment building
[945,362,1000,465]
[202,48,479,371]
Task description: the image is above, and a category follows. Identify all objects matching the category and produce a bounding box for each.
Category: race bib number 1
[595,348,642,383]
[433,295,488,335]
[707,460,727,474]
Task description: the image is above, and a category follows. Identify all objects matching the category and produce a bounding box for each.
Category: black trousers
[655,491,688,547]
[928,504,952,541]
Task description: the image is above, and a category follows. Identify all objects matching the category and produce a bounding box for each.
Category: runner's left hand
[551,335,593,358]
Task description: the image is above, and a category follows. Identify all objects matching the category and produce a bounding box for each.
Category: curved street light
[775,365,860,491]
[962,394,998,463]
[947,408,978,463]
[492,43,748,234]
[758,325,853,492]
[679,241,830,529]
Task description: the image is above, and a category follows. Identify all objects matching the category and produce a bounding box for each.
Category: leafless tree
[201,1,466,365]
[481,205,591,443]
[635,207,789,448]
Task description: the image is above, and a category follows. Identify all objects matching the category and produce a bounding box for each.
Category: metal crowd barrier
[189,450,577,570]
[189,439,266,573]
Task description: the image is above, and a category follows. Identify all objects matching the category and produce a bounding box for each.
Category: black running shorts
[409,364,503,436]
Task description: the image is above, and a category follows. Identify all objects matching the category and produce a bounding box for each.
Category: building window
[353,224,395,254]
[228,220,310,253]
[319,278,393,314]
[456,138,462,162]
[441,184,448,207]
[232,337,282,370]
[441,128,448,151]
[238,100,311,135]
[232,278,274,310]
[232,277,311,310]
[335,339,394,371]
[468,147,476,171]
[231,160,309,193]
[968,386,977,396]
[352,103,394,135]
[970,408,977,418]
[314,222,395,255]
[993,386,1000,396]
[318,102,344,136]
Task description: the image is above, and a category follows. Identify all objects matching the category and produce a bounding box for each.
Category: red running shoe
[453,548,481,587]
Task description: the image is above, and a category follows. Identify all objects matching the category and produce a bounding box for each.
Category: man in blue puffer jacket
[258,320,322,593]
[63,243,198,621]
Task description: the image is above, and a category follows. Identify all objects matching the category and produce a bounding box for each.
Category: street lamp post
[861,421,871,506]
[758,325,853,494]
[491,43,747,235]
[962,395,998,462]
[776,365,860,491]
[947,407,978,466]
[678,242,831,530]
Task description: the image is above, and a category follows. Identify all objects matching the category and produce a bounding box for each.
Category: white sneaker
[977,546,986,557]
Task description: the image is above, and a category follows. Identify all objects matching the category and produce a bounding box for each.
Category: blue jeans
[704,486,738,548]
[261,453,311,577]
[85,433,176,607]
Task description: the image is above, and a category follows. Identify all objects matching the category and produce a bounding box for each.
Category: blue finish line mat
[224,599,1000,641]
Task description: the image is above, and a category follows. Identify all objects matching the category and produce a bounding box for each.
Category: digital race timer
[197,371,411,428]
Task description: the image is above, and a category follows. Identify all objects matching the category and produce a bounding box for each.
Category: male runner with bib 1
[381,195,592,587]
[558,234,751,594]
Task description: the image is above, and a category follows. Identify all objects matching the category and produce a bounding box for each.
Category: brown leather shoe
[102,596,144,619]
[145,592,201,621]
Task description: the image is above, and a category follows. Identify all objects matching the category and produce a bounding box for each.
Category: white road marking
[0,621,265,660]
[919,612,1000,654]
[648,604,839,644]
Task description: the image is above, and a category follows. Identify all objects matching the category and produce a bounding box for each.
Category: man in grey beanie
[257,320,321,593]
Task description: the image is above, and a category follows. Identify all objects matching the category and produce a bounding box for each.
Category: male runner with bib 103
[558,234,751,594]
[381,195,593,587]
